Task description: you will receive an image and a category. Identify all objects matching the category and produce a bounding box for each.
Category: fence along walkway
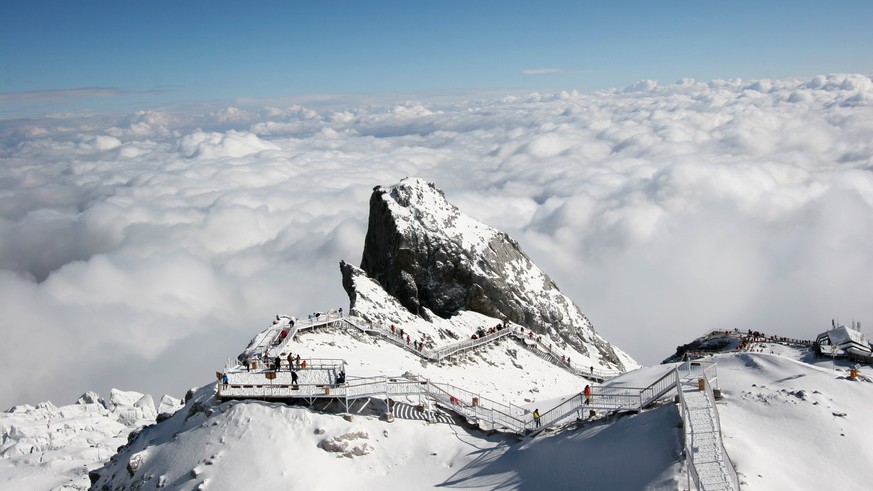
[220,371,529,432]
[241,312,620,383]
[341,316,517,362]
[518,333,622,382]
[349,316,621,382]
[678,367,739,490]
[231,312,357,370]
[227,315,739,487]
[220,357,722,439]
[525,361,708,436]
[226,312,653,433]
[241,313,551,368]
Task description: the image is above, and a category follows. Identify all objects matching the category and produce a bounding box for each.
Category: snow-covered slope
[266,313,593,404]
[4,325,872,490]
[88,383,687,491]
[341,264,637,382]
[345,178,637,373]
[0,390,181,491]
[86,332,873,491]
[717,352,873,489]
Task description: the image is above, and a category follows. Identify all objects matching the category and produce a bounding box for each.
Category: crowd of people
[689,329,814,359]
[471,322,509,340]
[389,324,430,351]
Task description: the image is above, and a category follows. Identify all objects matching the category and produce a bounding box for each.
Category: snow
[716,352,873,489]
[362,178,637,372]
[88,383,686,491]
[821,325,868,351]
[0,389,182,491]
[286,319,589,404]
[384,178,499,255]
[3,326,873,490]
[602,362,681,389]
[344,260,624,379]
[79,328,873,490]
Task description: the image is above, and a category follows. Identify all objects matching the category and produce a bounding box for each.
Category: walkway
[518,334,622,382]
[232,311,620,382]
[220,360,737,487]
[219,359,713,436]
[678,374,739,490]
[222,314,740,488]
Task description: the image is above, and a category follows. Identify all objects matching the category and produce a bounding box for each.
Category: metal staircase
[222,313,740,489]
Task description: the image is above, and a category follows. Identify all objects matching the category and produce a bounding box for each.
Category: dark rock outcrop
[343,178,630,370]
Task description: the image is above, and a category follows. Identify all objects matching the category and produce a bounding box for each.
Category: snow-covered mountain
[79,333,873,490]
[342,177,635,372]
[0,390,181,491]
[4,317,872,490]
[3,178,872,490]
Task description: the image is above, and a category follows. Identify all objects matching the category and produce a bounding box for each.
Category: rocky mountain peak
[344,178,632,371]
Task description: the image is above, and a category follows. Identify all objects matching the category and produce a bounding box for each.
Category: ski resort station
[815,321,873,364]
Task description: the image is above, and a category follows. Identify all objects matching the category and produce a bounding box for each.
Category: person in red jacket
[584,384,592,405]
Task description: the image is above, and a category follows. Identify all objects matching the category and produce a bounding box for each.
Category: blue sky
[2,0,872,116]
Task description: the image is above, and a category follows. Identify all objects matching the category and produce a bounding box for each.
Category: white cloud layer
[2,73,873,408]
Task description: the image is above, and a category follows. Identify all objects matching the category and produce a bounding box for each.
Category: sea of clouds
[1,73,872,408]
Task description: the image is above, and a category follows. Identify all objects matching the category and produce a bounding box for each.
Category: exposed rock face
[342,178,629,370]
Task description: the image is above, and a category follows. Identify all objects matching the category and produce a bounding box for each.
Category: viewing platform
[217,313,739,486]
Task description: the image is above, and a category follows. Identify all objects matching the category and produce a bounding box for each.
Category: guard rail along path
[234,311,620,382]
[678,363,740,490]
[217,312,739,490]
[223,313,740,487]
[221,348,730,444]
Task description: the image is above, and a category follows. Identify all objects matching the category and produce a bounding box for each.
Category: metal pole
[687,456,692,491]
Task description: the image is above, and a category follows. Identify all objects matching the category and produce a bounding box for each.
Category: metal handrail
[676,369,701,490]
[701,374,740,489]
[222,314,733,438]
[424,381,528,432]
[430,327,515,360]
[520,333,623,380]
[678,365,740,490]
[639,368,680,407]
[252,313,625,384]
